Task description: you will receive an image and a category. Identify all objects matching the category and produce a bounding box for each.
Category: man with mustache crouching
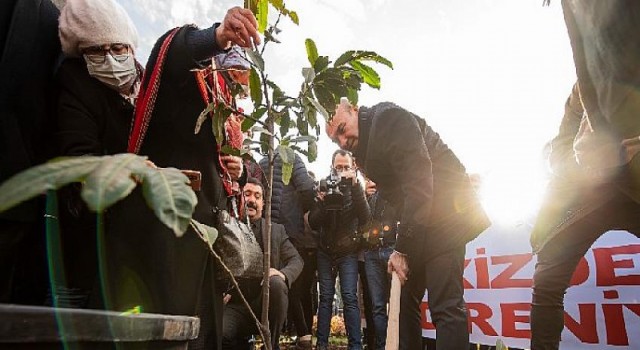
[222,178,303,350]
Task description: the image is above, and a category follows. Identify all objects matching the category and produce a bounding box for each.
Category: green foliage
[0,156,104,212]
[305,38,319,66]
[250,68,263,107]
[277,144,296,184]
[190,219,219,249]
[0,154,198,238]
[141,167,197,237]
[81,153,147,212]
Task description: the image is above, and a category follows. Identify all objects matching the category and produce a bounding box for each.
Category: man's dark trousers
[222,276,289,350]
[531,188,640,350]
[399,245,468,350]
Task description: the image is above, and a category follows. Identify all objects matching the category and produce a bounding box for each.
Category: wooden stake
[385,271,401,350]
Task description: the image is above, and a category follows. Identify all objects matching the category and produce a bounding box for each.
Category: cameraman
[309,150,371,350]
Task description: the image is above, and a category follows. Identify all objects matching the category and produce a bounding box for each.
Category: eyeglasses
[82,43,131,64]
[333,165,353,172]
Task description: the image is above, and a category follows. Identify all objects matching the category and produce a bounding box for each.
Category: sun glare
[477,167,548,227]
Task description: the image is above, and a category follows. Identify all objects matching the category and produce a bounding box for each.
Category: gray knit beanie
[59,0,138,57]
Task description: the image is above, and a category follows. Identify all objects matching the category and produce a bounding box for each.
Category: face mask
[85,53,138,93]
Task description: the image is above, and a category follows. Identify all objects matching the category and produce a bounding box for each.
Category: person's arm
[186,7,261,61]
[549,82,583,178]
[149,7,260,87]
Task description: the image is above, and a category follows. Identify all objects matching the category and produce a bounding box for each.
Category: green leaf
[244,0,258,14]
[277,145,295,185]
[304,101,318,127]
[259,130,270,154]
[81,154,147,212]
[346,88,359,106]
[257,0,268,33]
[245,48,264,71]
[264,30,281,44]
[279,111,291,137]
[313,56,330,73]
[287,11,299,25]
[302,67,315,85]
[296,111,309,136]
[268,0,284,11]
[292,135,317,143]
[349,61,381,89]
[306,96,328,120]
[312,84,338,117]
[304,38,318,66]
[308,138,318,162]
[342,70,362,90]
[212,104,231,145]
[0,156,104,213]
[194,102,214,134]
[242,107,266,132]
[334,50,394,69]
[252,125,272,136]
[249,68,263,107]
[220,145,242,156]
[191,219,219,248]
[282,161,293,185]
[140,167,197,237]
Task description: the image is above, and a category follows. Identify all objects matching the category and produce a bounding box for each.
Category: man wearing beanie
[54,1,260,349]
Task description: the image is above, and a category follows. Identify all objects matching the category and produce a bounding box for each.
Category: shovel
[385,271,401,350]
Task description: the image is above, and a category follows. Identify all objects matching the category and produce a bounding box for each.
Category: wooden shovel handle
[385,271,401,350]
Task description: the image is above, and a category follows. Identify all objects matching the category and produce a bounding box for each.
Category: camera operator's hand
[316,191,326,202]
[338,168,357,186]
[388,251,410,285]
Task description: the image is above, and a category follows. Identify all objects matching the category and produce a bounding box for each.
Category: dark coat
[0,0,60,221]
[53,57,137,299]
[55,58,135,157]
[100,26,228,350]
[259,152,315,248]
[255,218,303,288]
[355,102,490,262]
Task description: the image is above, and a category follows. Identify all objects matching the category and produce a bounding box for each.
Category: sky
[119,0,577,223]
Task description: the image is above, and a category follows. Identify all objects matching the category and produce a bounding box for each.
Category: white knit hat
[59,0,138,57]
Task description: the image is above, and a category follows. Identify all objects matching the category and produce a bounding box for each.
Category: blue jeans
[363,247,393,350]
[316,249,362,350]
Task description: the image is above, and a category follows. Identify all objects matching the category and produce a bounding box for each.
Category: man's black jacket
[355,102,490,262]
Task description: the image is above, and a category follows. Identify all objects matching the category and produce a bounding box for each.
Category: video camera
[317,169,351,211]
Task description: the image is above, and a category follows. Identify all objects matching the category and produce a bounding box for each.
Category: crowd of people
[1,1,639,350]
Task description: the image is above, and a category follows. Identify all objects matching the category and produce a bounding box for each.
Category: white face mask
[84,53,138,93]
